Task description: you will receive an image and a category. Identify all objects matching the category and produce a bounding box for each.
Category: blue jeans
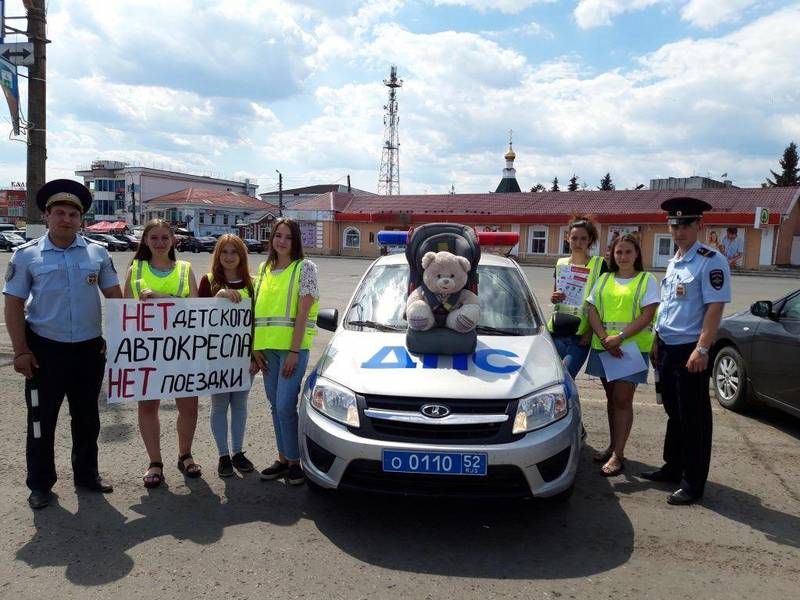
[262,349,310,461]
[210,387,250,457]
[553,334,591,379]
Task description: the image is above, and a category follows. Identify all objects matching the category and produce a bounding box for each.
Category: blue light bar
[377,231,408,245]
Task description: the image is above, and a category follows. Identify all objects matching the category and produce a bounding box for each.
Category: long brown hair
[133,219,176,262]
[210,234,254,297]
[266,217,305,269]
[608,233,644,272]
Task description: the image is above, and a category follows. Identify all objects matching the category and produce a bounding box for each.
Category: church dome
[504,145,516,161]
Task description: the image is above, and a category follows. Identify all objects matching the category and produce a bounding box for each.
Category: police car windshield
[344,264,540,335]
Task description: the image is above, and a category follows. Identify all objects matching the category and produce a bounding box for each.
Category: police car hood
[317,331,562,399]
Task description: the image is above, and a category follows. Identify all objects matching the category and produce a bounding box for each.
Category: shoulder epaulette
[697,246,716,258]
[16,238,39,251]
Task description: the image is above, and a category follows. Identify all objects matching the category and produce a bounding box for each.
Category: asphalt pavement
[0,251,798,599]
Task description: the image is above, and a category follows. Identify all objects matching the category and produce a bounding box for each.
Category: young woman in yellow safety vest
[123,220,200,488]
[198,234,260,478]
[251,218,319,486]
[586,233,659,477]
[548,215,607,380]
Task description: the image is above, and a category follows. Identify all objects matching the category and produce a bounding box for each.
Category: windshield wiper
[347,320,405,332]
[475,325,525,336]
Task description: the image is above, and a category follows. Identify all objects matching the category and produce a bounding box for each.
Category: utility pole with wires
[25,0,47,237]
[377,65,402,195]
[275,170,283,216]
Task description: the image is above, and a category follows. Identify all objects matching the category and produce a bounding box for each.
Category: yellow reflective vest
[131,259,191,299]
[590,271,656,352]
[548,255,604,336]
[206,273,252,299]
[253,259,319,351]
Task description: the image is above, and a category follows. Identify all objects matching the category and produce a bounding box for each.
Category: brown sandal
[600,456,625,477]
[178,453,202,478]
[143,462,164,488]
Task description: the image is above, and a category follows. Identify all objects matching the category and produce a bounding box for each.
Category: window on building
[199,212,205,224]
[529,228,547,254]
[343,227,360,249]
[211,213,216,225]
[259,226,269,240]
[223,214,229,225]
[369,232,375,243]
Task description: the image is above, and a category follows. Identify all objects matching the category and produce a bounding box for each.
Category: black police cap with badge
[36,179,93,214]
[660,196,713,225]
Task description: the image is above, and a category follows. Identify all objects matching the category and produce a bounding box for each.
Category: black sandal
[143,462,164,488]
[178,453,202,478]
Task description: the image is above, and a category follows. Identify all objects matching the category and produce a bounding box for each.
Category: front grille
[354,394,520,445]
[339,459,531,498]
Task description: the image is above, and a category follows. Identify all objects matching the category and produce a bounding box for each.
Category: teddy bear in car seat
[406,251,480,333]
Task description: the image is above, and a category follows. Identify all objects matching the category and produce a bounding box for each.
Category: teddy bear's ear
[421,252,437,269]
[456,256,471,273]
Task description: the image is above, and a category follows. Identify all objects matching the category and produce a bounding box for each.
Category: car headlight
[512,385,568,434]
[310,377,360,428]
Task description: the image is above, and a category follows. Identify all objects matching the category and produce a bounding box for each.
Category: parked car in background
[9,229,31,240]
[713,288,800,419]
[180,236,217,253]
[85,233,128,251]
[0,231,27,251]
[114,233,139,250]
[243,238,263,253]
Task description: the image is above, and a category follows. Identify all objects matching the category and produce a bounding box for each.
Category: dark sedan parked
[114,233,139,250]
[85,233,129,251]
[243,238,264,253]
[0,231,26,251]
[181,236,217,253]
[713,288,800,418]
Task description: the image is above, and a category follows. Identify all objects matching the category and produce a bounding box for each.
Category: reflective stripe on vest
[548,255,603,336]
[132,260,189,299]
[207,273,252,299]
[591,271,655,352]
[253,260,319,351]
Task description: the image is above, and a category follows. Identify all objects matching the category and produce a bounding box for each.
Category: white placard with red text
[105,298,252,403]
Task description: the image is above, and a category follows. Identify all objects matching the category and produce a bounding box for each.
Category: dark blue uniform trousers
[656,338,713,497]
[25,328,106,492]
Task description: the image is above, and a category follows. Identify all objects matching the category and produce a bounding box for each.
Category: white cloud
[574,0,664,29]
[680,0,759,29]
[433,0,555,14]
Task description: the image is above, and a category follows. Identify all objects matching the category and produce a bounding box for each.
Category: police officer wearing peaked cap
[3,179,123,509]
[640,196,731,505]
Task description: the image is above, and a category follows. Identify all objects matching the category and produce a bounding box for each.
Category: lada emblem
[420,403,451,418]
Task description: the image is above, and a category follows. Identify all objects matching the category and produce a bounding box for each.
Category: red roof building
[288,187,800,268]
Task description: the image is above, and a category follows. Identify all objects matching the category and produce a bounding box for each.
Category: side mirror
[750,300,773,319]
[317,308,339,332]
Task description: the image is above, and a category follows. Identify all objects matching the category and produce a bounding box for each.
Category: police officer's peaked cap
[660,196,713,225]
[36,179,92,214]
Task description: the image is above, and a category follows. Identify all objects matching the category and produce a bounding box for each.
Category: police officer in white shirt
[640,196,731,505]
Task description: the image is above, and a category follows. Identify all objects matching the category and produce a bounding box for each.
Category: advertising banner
[105,298,252,403]
[705,227,745,267]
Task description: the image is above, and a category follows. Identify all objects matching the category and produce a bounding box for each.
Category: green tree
[530,183,546,192]
[766,142,799,187]
[550,177,560,192]
[567,174,579,191]
[598,172,615,191]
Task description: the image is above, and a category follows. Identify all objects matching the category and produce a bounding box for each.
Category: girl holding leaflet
[123,220,200,487]
[548,216,606,379]
[586,233,658,477]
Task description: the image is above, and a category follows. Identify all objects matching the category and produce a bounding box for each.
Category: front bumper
[298,393,583,499]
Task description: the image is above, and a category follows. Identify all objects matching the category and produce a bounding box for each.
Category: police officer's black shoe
[639,469,681,483]
[667,488,701,505]
[75,477,114,493]
[27,490,52,509]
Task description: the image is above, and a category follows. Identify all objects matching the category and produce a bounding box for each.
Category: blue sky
[0,0,798,194]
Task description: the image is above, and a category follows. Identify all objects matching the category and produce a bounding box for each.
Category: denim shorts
[585,348,650,384]
[552,334,590,379]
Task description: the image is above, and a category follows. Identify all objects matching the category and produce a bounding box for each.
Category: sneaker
[232,451,254,472]
[218,455,234,478]
[260,460,289,481]
[286,463,306,486]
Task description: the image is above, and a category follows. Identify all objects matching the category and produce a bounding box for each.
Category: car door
[749,291,800,410]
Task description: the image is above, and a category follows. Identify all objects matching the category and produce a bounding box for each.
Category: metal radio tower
[378,65,402,195]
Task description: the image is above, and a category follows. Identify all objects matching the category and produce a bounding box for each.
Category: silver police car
[299,252,583,500]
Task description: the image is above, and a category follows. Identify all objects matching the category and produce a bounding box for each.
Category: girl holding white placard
[123,219,200,488]
[586,233,658,477]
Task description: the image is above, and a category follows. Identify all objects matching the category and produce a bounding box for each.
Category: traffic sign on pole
[0,42,33,66]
